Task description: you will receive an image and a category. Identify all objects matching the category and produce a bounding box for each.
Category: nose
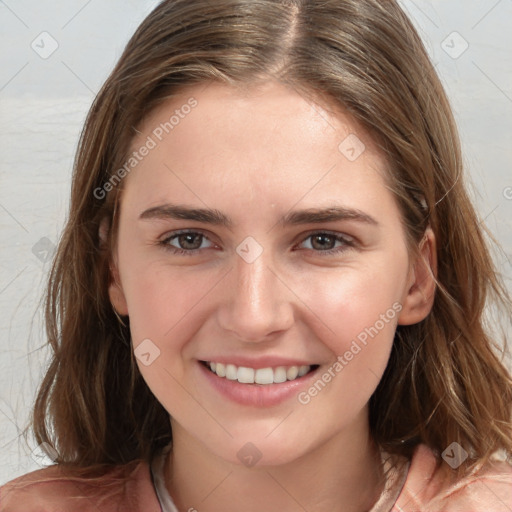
[216,249,294,343]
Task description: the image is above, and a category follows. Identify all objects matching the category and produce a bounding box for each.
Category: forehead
[120,81,394,220]
[135,81,378,151]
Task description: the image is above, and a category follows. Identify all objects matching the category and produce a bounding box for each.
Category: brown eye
[160,231,214,255]
[174,233,204,250]
[310,234,337,251]
[298,232,355,255]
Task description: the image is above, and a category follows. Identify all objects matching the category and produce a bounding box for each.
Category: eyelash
[158,230,356,257]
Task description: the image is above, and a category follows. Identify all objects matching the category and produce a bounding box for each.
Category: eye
[160,230,215,255]
[158,230,356,257]
[297,232,356,255]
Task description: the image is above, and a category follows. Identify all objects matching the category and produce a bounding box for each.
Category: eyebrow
[139,204,379,227]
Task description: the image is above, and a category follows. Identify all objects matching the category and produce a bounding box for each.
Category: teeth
[298,365,309,377]
[255,367,273,385]
[237,366,254,384]
[286,366,299,380]
[273,366,287,383]
[226,364,237,380]
[216,362,226,377]
[206,361,313,385]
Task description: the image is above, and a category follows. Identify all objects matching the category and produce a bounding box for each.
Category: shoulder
[395,444,512,511]
[0,460,162,512]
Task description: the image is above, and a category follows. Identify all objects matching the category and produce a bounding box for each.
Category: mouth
[200,360,320,385]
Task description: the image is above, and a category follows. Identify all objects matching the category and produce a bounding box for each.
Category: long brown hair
[30,0,512,480]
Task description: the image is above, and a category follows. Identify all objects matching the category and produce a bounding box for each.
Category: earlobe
[397,228,437,326]
[100,216,129,316]
[109,270,129,316]
[99,217,110,250]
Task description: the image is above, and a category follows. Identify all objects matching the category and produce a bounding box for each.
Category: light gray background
[1,0,511,485]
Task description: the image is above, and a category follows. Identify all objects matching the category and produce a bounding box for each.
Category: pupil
[313,234,333,250]
[180,234,201,249]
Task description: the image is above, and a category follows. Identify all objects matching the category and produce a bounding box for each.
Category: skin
[108,81,436,512]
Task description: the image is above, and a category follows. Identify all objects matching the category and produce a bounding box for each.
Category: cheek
[119,257,217,345]
[293,264,405,418]
[295,256,407,348]
[121,264,215,416]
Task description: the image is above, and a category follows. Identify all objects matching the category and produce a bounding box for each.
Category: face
[109,81,433,466]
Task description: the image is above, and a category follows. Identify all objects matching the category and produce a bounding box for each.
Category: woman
[2,1,511,510]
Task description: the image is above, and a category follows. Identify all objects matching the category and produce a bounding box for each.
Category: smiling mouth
[201,361,319,385]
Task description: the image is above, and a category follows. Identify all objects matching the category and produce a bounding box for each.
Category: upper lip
[199,356,317,369]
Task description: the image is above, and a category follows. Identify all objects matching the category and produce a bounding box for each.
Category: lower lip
[198,361,320,407]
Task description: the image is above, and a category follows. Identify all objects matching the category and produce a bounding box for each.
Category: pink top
[1,443,511,511]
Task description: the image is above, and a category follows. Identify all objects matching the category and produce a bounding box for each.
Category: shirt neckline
[150,443,410,512]
[151,443,178,512]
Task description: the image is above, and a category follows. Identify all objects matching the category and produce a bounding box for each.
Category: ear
[397,227,437,326]
[99,217,129,316]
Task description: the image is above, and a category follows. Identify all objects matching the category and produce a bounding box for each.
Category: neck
[164,410,386,512]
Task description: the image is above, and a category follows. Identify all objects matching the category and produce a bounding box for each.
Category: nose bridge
[217,246,293,341]
[237,252,274,309]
